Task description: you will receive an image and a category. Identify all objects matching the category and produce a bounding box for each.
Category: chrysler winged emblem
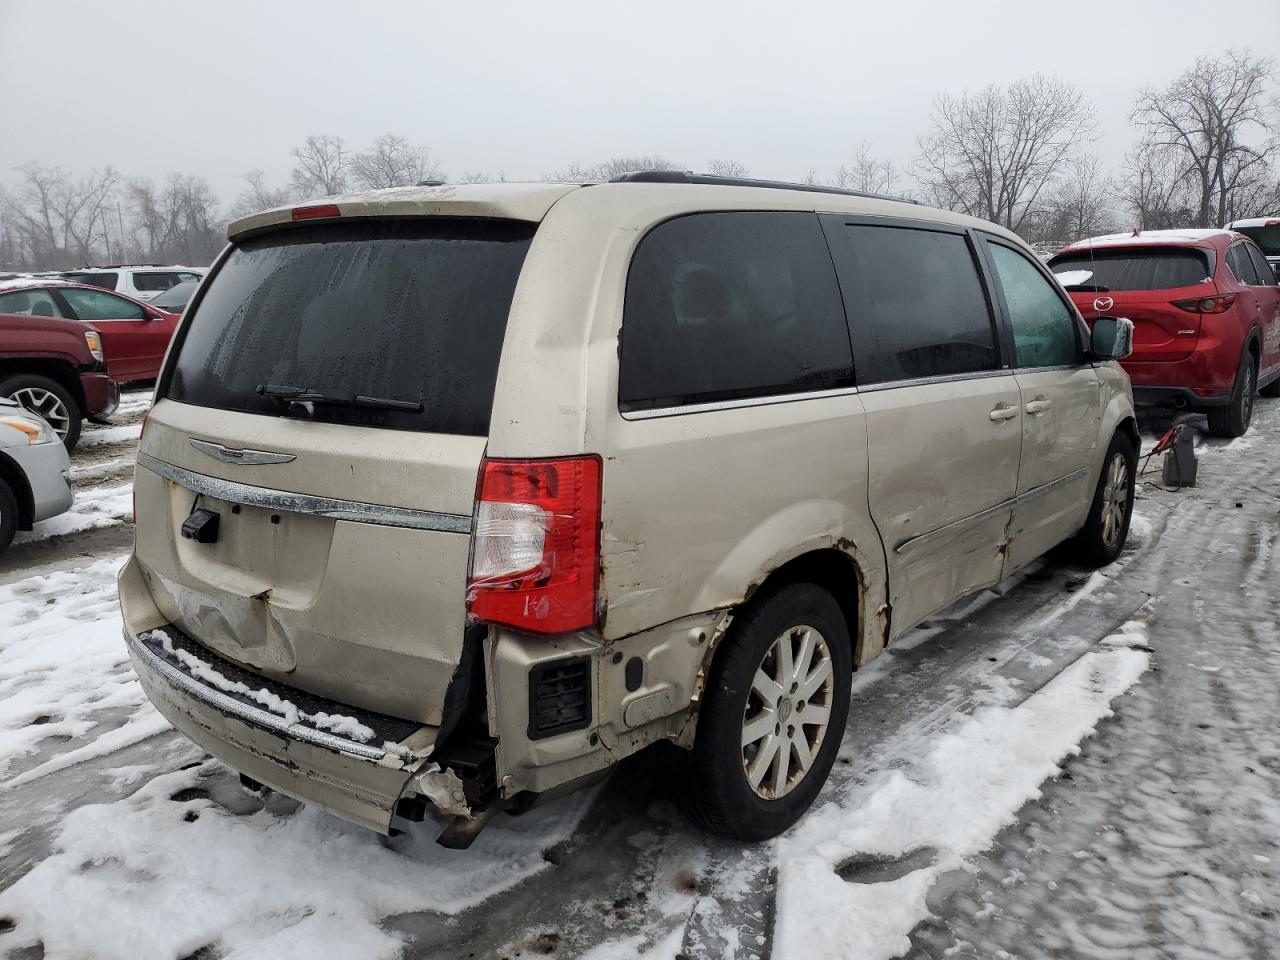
[190,438,296,465]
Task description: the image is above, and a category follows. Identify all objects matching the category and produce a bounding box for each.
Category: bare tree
[4,164,122,268]
[835,144,898,195]
[125,174,223,265]
[1131,49,1277,228]
[550,155,682,181]
[290,134,351,197]
[1117,138,1198,230]
[706,159,749,178]
[230,169,295,218]
[800,169,820,185]
[350,134,445,189]
[455,172,494,184]
[914,75,1097,232]
[1031,155,1117,244]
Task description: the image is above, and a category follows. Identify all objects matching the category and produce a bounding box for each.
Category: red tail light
[1173,294,1236,314]
[467,456,602,634]
[291,204,341,221]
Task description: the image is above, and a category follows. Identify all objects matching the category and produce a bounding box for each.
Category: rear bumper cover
[120,557,448,833]
[1132,385,1231,408]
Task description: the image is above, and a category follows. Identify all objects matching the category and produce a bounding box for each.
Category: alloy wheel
[8,387,71,441]
[1100,451,1129,548]
[741,624,835,800]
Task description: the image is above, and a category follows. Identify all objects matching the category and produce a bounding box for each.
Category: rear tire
[678,582,852,841]
[0,373,82,451]
[0,479,17,556]
[1207,353,1257,438]
[1071,431,1136,568]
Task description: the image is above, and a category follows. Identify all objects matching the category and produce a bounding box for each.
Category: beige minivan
[121,173,1138,845]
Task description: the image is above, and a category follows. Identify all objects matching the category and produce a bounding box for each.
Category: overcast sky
[2,0,1276,202]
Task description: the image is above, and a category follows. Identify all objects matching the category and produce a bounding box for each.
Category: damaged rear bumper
[123,619,465,834]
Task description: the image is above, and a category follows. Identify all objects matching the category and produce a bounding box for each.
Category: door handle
[989,403,1019,422]
[1024,396,1053,415]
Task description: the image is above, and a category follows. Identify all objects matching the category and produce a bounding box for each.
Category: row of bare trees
[3,49,1277,271]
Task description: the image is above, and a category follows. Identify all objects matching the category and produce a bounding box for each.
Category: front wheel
[1207,353,1256,438]
[1071,432,1136,568]
[0,374,82,451]
[679,582,852,841]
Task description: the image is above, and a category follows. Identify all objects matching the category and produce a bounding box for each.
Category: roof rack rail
[608,170,917,205]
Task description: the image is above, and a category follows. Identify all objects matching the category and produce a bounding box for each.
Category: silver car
[0,396,73,553]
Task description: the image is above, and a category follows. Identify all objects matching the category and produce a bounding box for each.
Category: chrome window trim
[896,467,1089,557]
[136,451,473,534]
[1011,364,1090,375]
[126,627,390,762]
[856,368,1013,395]
[620,384,860,421]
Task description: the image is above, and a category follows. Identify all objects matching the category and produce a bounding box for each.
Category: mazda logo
[1094,296,1114,312]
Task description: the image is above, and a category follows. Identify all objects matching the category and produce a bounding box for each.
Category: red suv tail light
[1173,294,1236,314]
[467,456,602,635]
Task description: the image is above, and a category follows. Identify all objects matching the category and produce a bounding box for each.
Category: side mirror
[1091,316,1134,361]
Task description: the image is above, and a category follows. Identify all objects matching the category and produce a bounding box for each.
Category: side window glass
[1245,244,1276,287]
[826,224,998,384]
[61,288,147,321]
[134,272,179,292]
[1226,244,1260,286]
[0,289,64,317]
[986,242,1081,368]
[619,212,853,410]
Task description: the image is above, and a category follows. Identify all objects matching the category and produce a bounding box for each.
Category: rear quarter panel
[487,187,891,664]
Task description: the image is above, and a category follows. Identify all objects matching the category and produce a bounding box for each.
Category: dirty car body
[121,177,1139,843]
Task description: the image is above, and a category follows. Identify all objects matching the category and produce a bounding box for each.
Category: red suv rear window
[1050,249,1211,292]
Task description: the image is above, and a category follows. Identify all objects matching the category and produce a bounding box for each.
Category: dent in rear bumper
[119,555,445,833]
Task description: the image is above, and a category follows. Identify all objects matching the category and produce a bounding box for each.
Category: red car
[0,279,180,386]
[0,301,120,450]
[1050,229,1280,437]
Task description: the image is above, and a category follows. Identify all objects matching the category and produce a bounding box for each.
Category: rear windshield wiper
[256,383,423,413]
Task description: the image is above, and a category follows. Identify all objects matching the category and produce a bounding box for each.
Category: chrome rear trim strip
[136,451,473,534]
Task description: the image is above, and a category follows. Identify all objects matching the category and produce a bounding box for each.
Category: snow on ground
[13,482,132,544]
[0,554,160,783]
[0,765,596,960]
[75,421,143,450]
[773,622,1152,959]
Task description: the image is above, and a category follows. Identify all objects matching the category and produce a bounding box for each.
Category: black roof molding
[608,169,918,205]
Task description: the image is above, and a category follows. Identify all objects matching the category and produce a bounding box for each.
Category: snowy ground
[1,389,1278,959]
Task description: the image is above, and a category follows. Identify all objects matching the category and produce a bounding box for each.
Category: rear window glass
[618,212,853,411]
[825,223,999,385]
[1234,225,1280,257]
[165,219,534,436]
[63,272,118,290]
[1049,249,1210,291]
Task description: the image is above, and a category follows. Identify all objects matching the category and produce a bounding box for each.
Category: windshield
[1049,248,1211,292]
[164,218,534,436]
[1233,225,1280,257]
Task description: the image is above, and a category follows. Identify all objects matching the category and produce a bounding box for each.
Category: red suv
[1049,229,1280,437]
[0,300,120,450]
[0,280,180,386]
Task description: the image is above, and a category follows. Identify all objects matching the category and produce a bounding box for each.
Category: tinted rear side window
[824,222,999,385]
[1049,249,1210,291]
[133,272,179,292]
[619,212,853,411]
[166,219,534,436]
[1226,243,1261,286]
[64,272,118,290]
